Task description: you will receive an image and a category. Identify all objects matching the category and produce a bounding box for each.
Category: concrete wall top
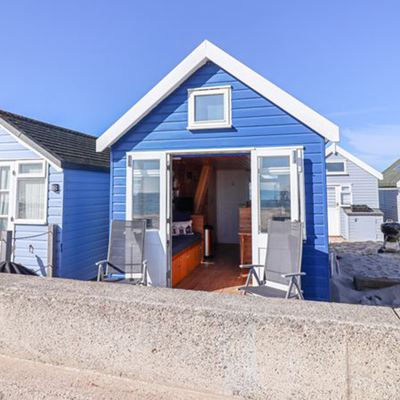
[0,275,399,399]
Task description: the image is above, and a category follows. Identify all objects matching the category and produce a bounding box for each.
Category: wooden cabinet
[239,207,251,233]
[171,241,202,287]
[239,206,252,265]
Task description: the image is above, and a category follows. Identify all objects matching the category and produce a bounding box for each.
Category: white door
[126,152,171,287]
[251,148,303,276]
[0,163,13,235]
[327,185,340,236]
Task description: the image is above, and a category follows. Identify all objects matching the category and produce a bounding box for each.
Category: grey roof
[379,158,400,188]
[0,110,109,171]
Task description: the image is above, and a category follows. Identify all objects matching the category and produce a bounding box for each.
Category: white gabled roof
[326,144,383,180]
[97,40,340,152]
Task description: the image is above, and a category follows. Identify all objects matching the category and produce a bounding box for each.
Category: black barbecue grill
[378,221,400,253]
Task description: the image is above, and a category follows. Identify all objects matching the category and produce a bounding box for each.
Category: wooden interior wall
[173,157,250,227]
[173,161,201,198]
[173,161,210,223]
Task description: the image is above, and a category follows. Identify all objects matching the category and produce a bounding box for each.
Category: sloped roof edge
[97,40,340,152]
[0,117,63,170]
[326,144,383,180]
[0,110,109,171]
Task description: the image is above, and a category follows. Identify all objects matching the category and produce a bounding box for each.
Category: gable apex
[97,40,340,151]
[326,144,383,180]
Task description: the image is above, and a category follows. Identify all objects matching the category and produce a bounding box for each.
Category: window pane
[327,162,345,173]
[0,193,9,216]
[259,156,291,233]
[341,187,352,206]
[341,193,351,206]
[132,160,160,229]
[17,179,46,220]
[0,218,7,233]
[0,167,10,190]
[195,94,224,122]
[19,163,43,174]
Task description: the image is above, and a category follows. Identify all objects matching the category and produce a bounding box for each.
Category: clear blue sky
[1,0,399,171]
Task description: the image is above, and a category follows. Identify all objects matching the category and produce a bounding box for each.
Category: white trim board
[0,117,63,172]
[96,40,340,152]
[326,144,383,180]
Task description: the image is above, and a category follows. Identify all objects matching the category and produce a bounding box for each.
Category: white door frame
[251,147,303,289]
[0,161,16,233]
[126,151,170,286]
[125,146,303,288]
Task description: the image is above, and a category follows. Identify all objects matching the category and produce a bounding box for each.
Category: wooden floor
[175,244,248,294]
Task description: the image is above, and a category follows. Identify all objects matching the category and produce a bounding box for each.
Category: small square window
[195,94,224,122]
[188,86,231,130]
[326,160,346,175]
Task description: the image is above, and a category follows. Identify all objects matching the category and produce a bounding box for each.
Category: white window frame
[339,184,353,207]
[326,159,347,175]
[14,160,48,225]
[0,162,14,232]
[252,147,306,233]
[126,152,165,232]
[187,86,232,130]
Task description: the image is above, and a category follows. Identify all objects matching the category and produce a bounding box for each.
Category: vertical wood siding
[61,169,110,280]
[379,189,399,221]
[111,62,330,301]
[347,214,383,241]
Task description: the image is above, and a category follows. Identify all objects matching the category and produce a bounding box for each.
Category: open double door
[126,147,304,287]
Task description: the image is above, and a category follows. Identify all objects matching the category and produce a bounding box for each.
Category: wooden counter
[238,207,252,265]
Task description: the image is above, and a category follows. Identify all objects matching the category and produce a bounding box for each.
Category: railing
[329,251,340,277]
[0,230,12,262]
[0,225,58,277]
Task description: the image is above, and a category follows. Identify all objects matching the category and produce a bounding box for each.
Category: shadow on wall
[302,158,330,302]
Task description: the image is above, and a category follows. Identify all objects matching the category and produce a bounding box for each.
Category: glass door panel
[127,152,169,287]
[259,156,291,233]
[251,149,302,272]
[132,160,161,229]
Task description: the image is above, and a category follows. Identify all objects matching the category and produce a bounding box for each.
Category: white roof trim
[326,144,383,180]
[0,117,63,172]
[97,40,340,151]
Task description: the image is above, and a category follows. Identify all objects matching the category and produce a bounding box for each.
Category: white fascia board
[0,117,63,172]
[397,180,400,188]
[97,40,340,152]
[205,41,339,143]
[96,42,208,152]
[326,144,383,180]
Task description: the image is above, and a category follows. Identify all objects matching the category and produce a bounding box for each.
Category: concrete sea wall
[0,274,399,399]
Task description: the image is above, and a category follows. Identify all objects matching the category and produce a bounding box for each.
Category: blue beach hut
[97,41,339,301]
[0,110,110,279]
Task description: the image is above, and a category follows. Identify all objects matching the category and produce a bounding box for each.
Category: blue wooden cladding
[111,62,331,301]
[0,123,110,280]
[61,169,110,280]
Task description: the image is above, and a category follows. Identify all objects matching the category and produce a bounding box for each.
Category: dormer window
[188,86,231,130]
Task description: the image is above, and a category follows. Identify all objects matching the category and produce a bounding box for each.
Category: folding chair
[96,219,148,285]
[239,220,305,299]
